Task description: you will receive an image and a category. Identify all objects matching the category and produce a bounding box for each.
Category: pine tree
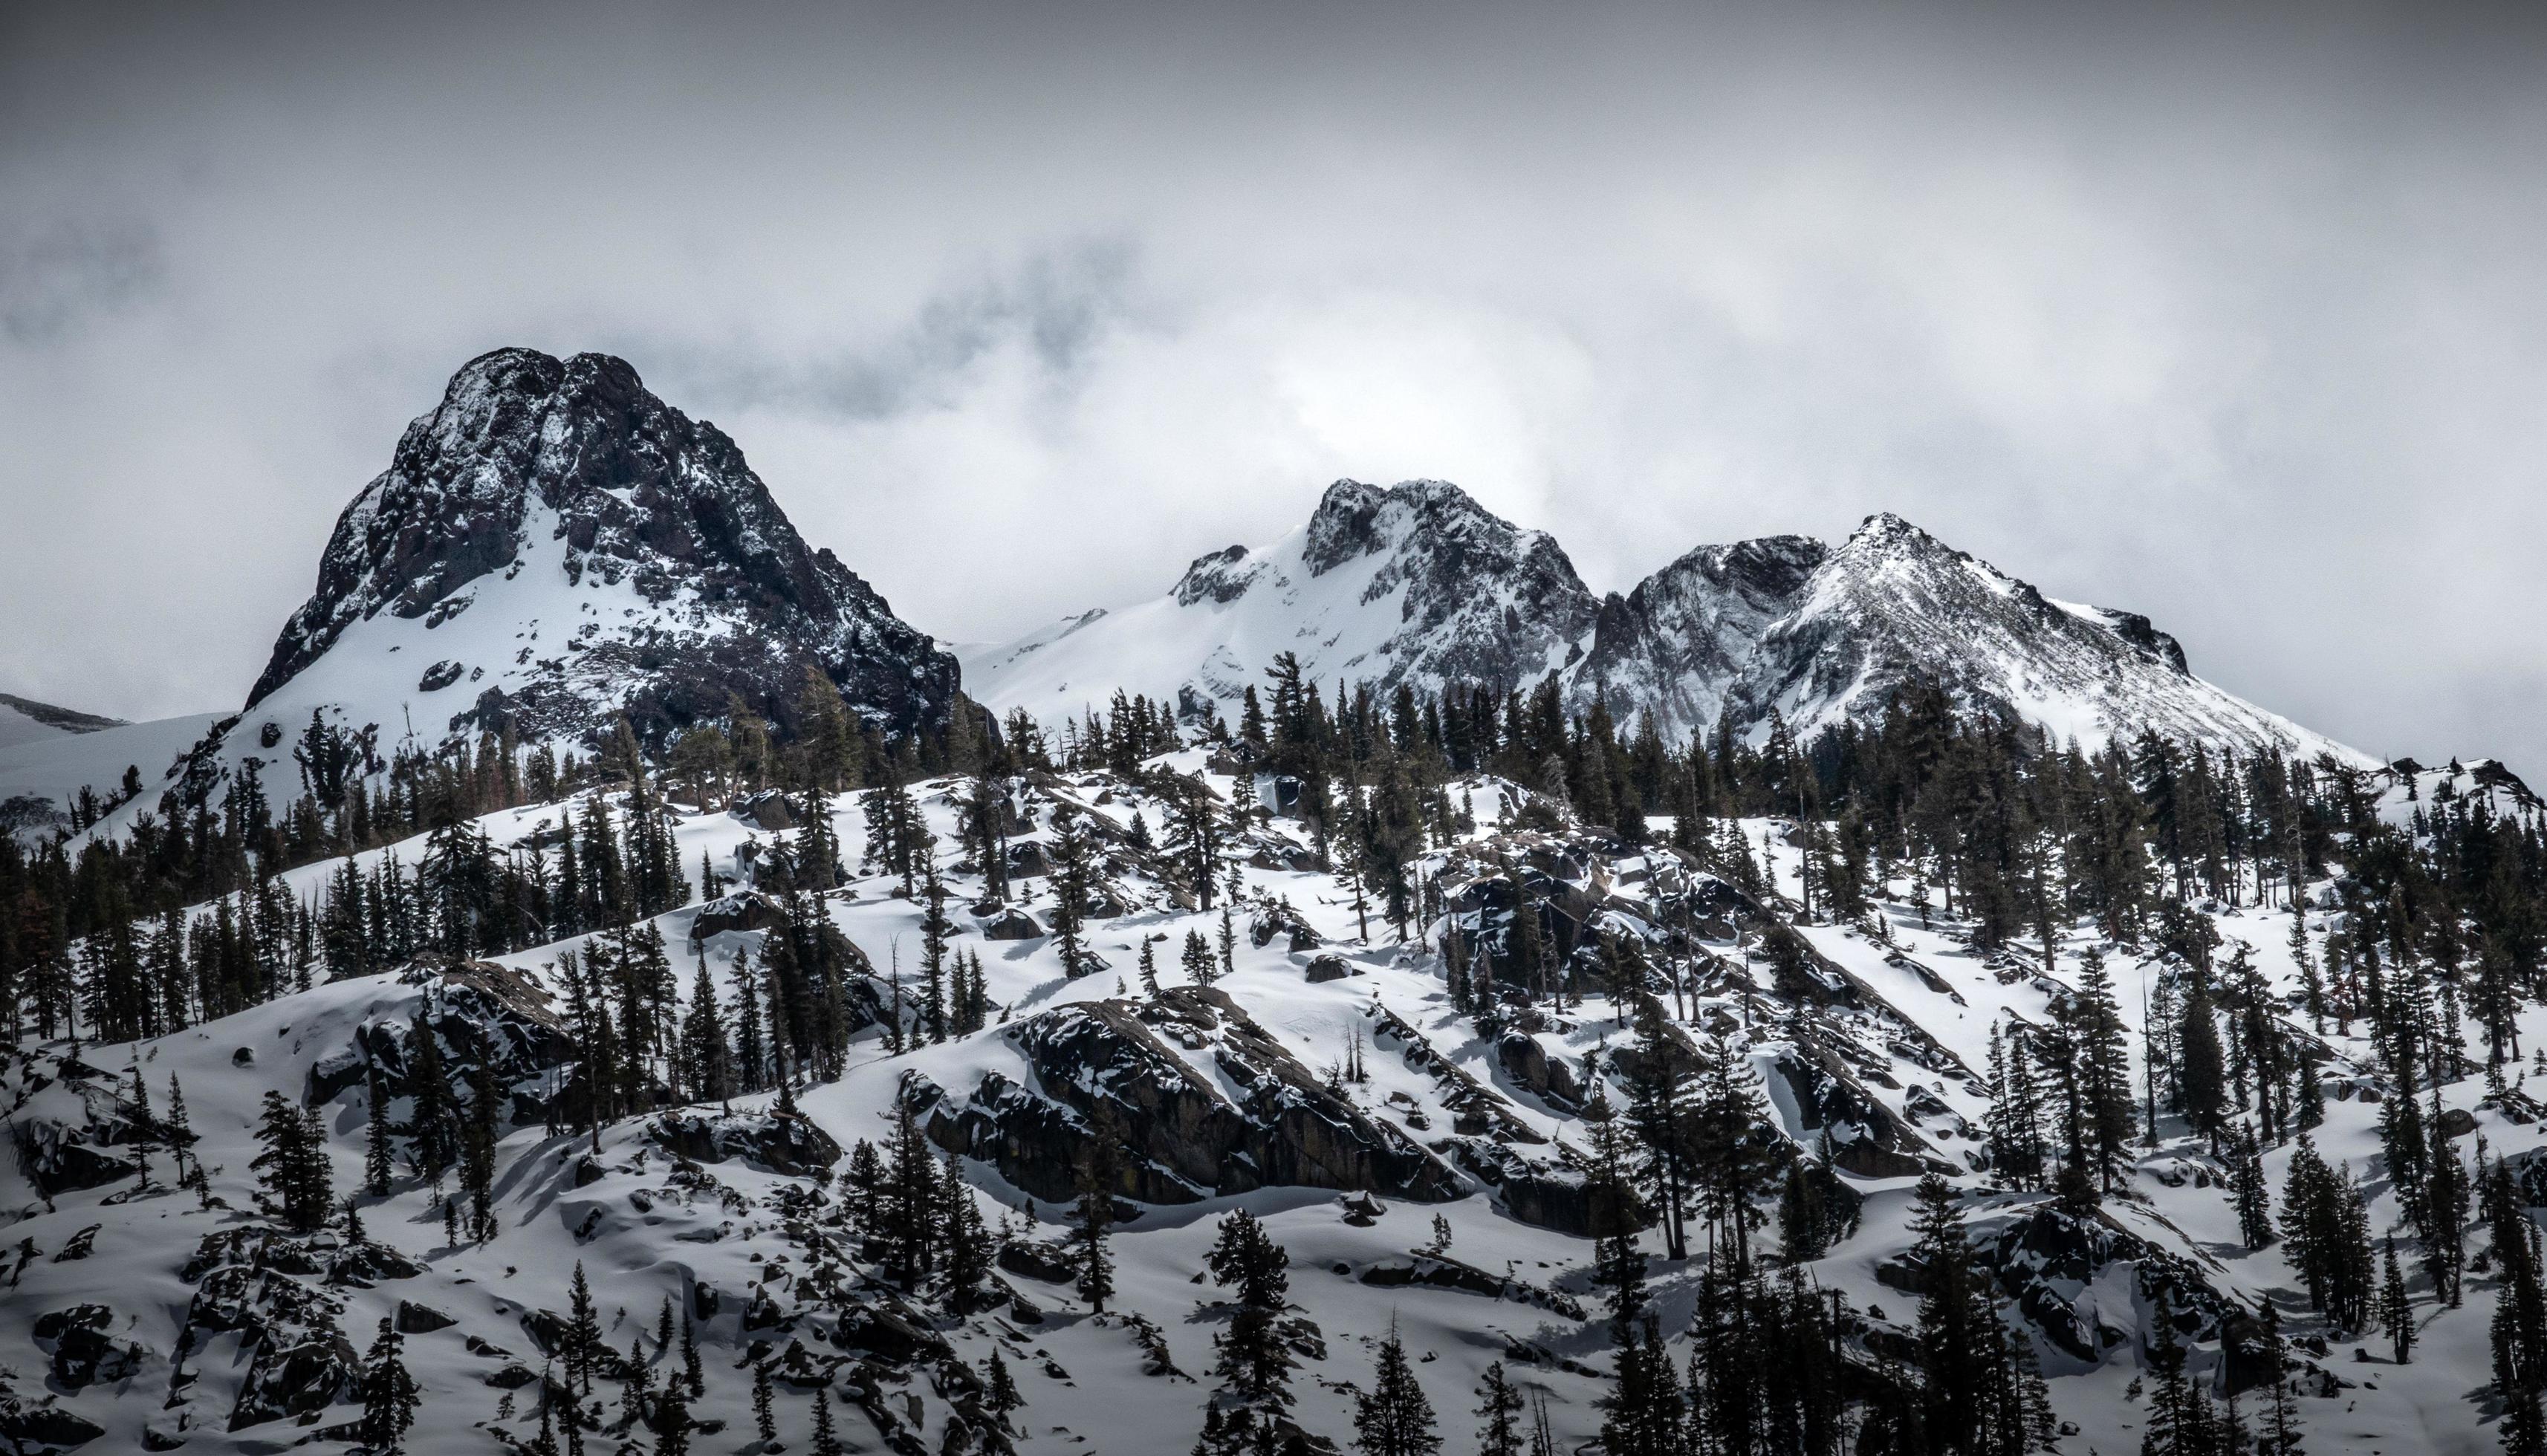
[2178,976,2228,1145]
[2254,1296,2306,1456]
[1581,1086,1649,1337]
[1207,1208,1296,1405]
[1075,1101,1123,1313]
[677,956,731,1105]
[679,1310,701,1396]
[2232,1121,2275,1249]
[566,1261,603,1394]
[165,1072,205,1201]
[360,1317,422,1455]
[652,1384,692,1456]
[250,1088,331,1232]
[1353,1323,1441,1456]
[753,1359,776,1444]
[986,1348,1023,1429]
[364,1056,395,1196]
[1182,928,1217,988]
[811,1386,845,1456]
[2381,1238,2415,1364]
[1476,1361,1525,1456]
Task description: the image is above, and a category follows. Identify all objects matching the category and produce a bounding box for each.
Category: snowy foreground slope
[964,484,2363,765]
[5,755,2541,1456]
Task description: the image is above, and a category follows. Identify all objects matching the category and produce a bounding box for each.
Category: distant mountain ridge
[0,693,126,743]
[964,479,2363,764]
[964,478,1597,723]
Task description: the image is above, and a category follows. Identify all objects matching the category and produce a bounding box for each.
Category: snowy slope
[7,753,2540,1456]
[963,479,1597,725]
[0,711,222,831]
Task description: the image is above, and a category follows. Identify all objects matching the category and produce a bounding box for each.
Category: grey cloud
[0,215,160,342]
[3,0,2546,775]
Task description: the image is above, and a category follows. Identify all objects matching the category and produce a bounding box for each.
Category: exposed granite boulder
[646,1110,843,1177]
[690,889,789,940]
[308,958,582,1125]
[918,988,1461,1206]
[32,1304,145,1389]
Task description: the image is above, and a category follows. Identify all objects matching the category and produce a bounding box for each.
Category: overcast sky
[5,1,2545,770]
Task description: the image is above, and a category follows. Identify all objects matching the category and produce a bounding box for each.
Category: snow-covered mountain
[1566,534,1829,741]
[963,478,1597,723]
[970,482,2362,762]
[177,348,962,797]
[0,694,124,752]
[1586,512,2359,761]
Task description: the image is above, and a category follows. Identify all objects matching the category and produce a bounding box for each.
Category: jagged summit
[1568,533,1829,741]
[963,478,1597,721]
[973,487,2361,762]
[194,348,961,793]
[1729,510,2338,756]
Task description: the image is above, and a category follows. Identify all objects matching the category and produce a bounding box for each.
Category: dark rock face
[1496,1033,1582,1111]
[918,988,1461,1206]
[1966,1203,2245,1375]
[32,1304,145,1389]
[308,959,583,1126]
[976,905,1045,940]
[1293,480,1599,699]
[237,347,964,753]
[1770,1043,1943,1180]
[0,1389,103,1452]
[690,889,790,940]
[395,1300,457,1334]
[8,1128,134,1197]
[1570,534,1827,740]
[646,1110,844,1177]
[174,1229,360,1431]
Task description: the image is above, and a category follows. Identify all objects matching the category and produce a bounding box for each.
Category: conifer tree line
[1,664,1010,1046]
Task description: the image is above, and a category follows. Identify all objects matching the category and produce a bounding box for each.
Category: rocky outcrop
[1568,534,1826,740]
[964,478,1600,726]
[31,1305,144,1390]
[1770,1039,1946,1180]
[918,988,1461,1206]
[0,1382,103,1452]
[690,889,789,939]
[308,959,582,1125]
[174,1229,360,1431]
[1968,1203,2244,1375]
[647,1110,843,1177]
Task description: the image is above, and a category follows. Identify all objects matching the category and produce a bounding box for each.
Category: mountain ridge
[964,483,2365,764]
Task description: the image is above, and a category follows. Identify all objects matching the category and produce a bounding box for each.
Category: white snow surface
[7,761,2544,1455]
[0,712,222,823]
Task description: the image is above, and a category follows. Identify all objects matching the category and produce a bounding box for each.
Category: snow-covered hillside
[1709,513,2363,761]
[0,710,221,836]
[7,743,2545,1456]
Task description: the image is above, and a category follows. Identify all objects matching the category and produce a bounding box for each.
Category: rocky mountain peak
[228,347,961,767]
